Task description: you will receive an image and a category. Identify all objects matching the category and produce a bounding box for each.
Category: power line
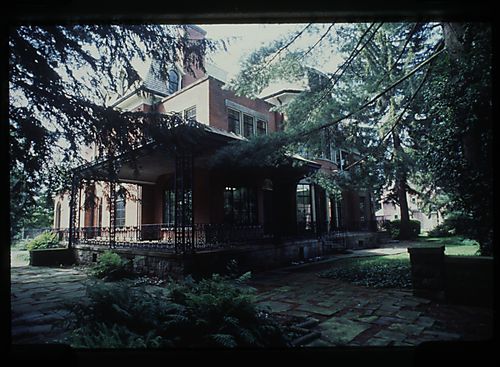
[371,23,421,91]
[299,41,445,138]
[301,23,335,59]
[343,61,434,171]
[260,23,313,70]
[309,23,381,112]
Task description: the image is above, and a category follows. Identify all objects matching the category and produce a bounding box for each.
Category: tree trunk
[392,130,412,240]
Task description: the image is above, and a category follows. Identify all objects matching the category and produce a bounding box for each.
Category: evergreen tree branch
[343,62,433,171]
[300,40,445,138]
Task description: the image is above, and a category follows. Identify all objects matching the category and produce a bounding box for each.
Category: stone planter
[29,248,76,267]
[407,245,445,301]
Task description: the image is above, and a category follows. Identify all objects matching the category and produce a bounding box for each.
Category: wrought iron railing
[53,219,382,253]
[53,223,266,252]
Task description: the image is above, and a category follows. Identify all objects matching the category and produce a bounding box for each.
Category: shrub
[318,255,412,288]
[427,223,451,237]
[90,251,132,281]
[26,231,60,251]
[383,220,421,239]
[64,273,290,348]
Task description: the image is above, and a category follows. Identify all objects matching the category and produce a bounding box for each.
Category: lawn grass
[318,236,480,288]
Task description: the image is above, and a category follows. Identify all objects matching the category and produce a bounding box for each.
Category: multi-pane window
[183,106,196,122]
[115,194,126,227]
[168,70,179,94]
[243,114,254,138]
[296,184,312,226]
[163,189,175,226]
[256,119,267,135]
[228,108,241,135]
[224,186,257,225]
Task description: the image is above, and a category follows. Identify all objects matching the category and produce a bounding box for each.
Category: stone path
[11,266,88,344]
[10,247,493,347]
[248,251,493,347]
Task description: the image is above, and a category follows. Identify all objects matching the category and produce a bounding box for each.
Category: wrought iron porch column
[174,152,194,254]
[68,173,81,249]
[108,180,116,249]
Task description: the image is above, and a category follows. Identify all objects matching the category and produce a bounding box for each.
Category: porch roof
[73,123,320,183]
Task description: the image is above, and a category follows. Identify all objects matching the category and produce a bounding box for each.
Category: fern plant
[90,251,133,281]
[64,273,290,348]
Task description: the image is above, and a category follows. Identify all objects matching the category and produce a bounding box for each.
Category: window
[228,108,241,135]
[224,186,257,225]
[115,194,126,227]
[184,106,196,121]
[296,184,312,225]
[243,114,254,138]
[256,119,267,135]
[168,69,179,94]
[163,189,175,226]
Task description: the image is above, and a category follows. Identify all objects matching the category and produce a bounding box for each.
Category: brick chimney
[180,25,208,88]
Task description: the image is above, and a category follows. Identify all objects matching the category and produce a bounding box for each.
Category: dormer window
[168,69,180,94]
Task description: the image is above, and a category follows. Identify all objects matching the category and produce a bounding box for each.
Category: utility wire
[371,23,421,91]
[310,23,380,110]
[307,23,419,128]
[298,41,445,138]
[343,60,434,171]
[260,23,313,70]
[301,23,335,59]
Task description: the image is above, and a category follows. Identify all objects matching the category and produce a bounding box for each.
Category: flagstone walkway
[10,266,88,344]
[248,251,493,347]
[10,247,493,347]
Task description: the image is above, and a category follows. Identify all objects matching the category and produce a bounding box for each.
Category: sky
[201,23,308,79]
[201,23,343,80]
[131,23,343,83]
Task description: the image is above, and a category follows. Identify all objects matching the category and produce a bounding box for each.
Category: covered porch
[62,124,332,254]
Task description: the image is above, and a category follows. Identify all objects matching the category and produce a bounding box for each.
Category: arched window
[168,69,179,94]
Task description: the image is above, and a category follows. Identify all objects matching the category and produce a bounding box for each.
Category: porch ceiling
[74,124,320,184]
[117,149,174,184]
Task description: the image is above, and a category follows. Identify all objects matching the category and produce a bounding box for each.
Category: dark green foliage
[410,23,492,254]
[383,219,421,239]
[318,256,412,289]
[90,251,133,281]
[65,273,290,348]
[427,211,476,239]
[9,24,218,219]
[26,231,61,251]
[427,224,451,238]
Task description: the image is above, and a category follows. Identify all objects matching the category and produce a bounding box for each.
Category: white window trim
[225,105,269,137]
[225,99,268,123]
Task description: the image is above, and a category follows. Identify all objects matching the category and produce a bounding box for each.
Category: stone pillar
[407,245,445,301]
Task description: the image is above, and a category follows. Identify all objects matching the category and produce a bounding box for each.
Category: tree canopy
[227,22,492,253]
[9,24,217,238]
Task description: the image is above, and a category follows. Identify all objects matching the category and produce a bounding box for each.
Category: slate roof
[142,62,170,97]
